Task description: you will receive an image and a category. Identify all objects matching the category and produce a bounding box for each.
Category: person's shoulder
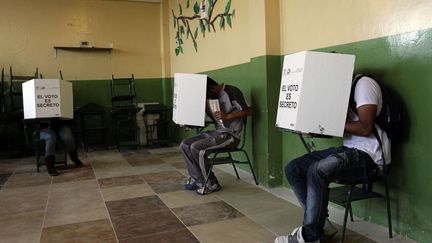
[355,75,380,92]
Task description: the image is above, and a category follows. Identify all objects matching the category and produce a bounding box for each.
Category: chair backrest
[110,74,136,107]
[238,118,248,149]
[23,121,42,151]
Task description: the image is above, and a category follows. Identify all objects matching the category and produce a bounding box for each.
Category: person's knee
[285,158,302,178]
[180,140,189,151]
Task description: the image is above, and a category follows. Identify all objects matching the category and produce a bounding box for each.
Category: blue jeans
[39,125,76,156]
[285,146,376,242]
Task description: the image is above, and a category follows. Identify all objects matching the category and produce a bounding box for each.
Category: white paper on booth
[172,73,207,127]
[275,53,306,131]
[207,99,225,128]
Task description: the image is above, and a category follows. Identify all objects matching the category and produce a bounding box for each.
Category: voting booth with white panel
[22,79,73,119]
[276,51,355,137]
[172,73,207,127]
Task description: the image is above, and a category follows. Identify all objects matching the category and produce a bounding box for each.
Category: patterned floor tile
[169,162,186,169]
[127,157,165,166]
[101,184,155,202]
[0,185,49,216]
[111,210,185,240]
[44,180,108,227]
[52,166,96,184]
[3,171,51,189]
[189,216,275,243]
[0,210,45,243]
[159,190,219,208]
[172,200,244,226]
[98,175,145,189]
[140,170,186,183]
[119,228,199,243]
[106,195,167,217]
[147,182,186,194]
[41,219,117,243]
[133,163,177,174]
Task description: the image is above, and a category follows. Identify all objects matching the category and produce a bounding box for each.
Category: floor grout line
[39,174,53,242]
[89,150,121,243]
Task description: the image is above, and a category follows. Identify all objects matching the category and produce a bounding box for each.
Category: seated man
[39,119,84,176]
[275,75,391,243]
[180,77,252,195]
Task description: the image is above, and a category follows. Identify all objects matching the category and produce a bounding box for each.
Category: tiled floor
[0,147,416,243]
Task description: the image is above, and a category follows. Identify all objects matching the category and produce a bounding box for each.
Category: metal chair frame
[203,119,258,189]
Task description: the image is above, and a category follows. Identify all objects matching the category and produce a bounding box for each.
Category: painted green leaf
[179,38,183,45]
[193,2,199,14]
[193,41,198,52]
[179,46,184,53]
[225,0,231,14]
[207,0,214,16]
[227,15,232,28]
[206,20,211,32]
[180,26,185,35]
[219,16,225,30]
[194,27,198,39]
[179,4,183,15]
[232,9,236,17]
[199,19,205,34]
[186,27,190,39]
[186,0,190,8]
[175,47,180,56]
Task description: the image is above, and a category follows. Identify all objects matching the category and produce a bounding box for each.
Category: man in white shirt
[276,75,391,243]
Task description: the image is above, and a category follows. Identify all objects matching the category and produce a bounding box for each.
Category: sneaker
[184,182,199,191]
[323,219,338,238]
[274,227,320,243]
[196,183,222,195]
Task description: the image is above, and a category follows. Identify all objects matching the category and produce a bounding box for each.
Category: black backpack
[350,75,402,140]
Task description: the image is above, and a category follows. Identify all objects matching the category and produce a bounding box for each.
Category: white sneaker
[323,219,338,238]
[274,227,320,243]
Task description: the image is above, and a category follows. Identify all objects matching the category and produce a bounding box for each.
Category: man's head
[206,77,221,99]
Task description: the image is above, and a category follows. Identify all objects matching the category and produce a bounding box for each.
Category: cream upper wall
[167,0,267,74]
[280,0,432,54]
[0,0,162,80]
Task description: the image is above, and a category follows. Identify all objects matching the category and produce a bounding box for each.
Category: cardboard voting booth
[22,79,73,119]
[172,73,207,127]
[276,51,355,137]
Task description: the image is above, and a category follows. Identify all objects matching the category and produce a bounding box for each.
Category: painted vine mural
[172,0,235,56]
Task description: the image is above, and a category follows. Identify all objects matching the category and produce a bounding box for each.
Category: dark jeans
[285,146,377,242]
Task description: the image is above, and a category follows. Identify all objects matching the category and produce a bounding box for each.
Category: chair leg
[385,178,393,238]
[349,202,354,222]
[341,186,354,243]
[243,151,258,185]
[202,162,214,195]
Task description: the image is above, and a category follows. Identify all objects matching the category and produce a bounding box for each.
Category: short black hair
[207,76,218,91]
[207,76,218,86]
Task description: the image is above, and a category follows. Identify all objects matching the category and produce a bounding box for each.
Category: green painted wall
[170,28,432,242]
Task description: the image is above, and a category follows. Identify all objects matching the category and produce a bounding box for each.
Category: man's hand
[214,111,229,121]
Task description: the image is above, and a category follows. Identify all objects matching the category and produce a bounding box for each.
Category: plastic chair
[110,74,140,150]
[329,161,392,243]
[23,120,68,172]
[203,119,258,188]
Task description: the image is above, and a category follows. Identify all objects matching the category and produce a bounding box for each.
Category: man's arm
[345,104,377,136]
[214,107,253,121]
